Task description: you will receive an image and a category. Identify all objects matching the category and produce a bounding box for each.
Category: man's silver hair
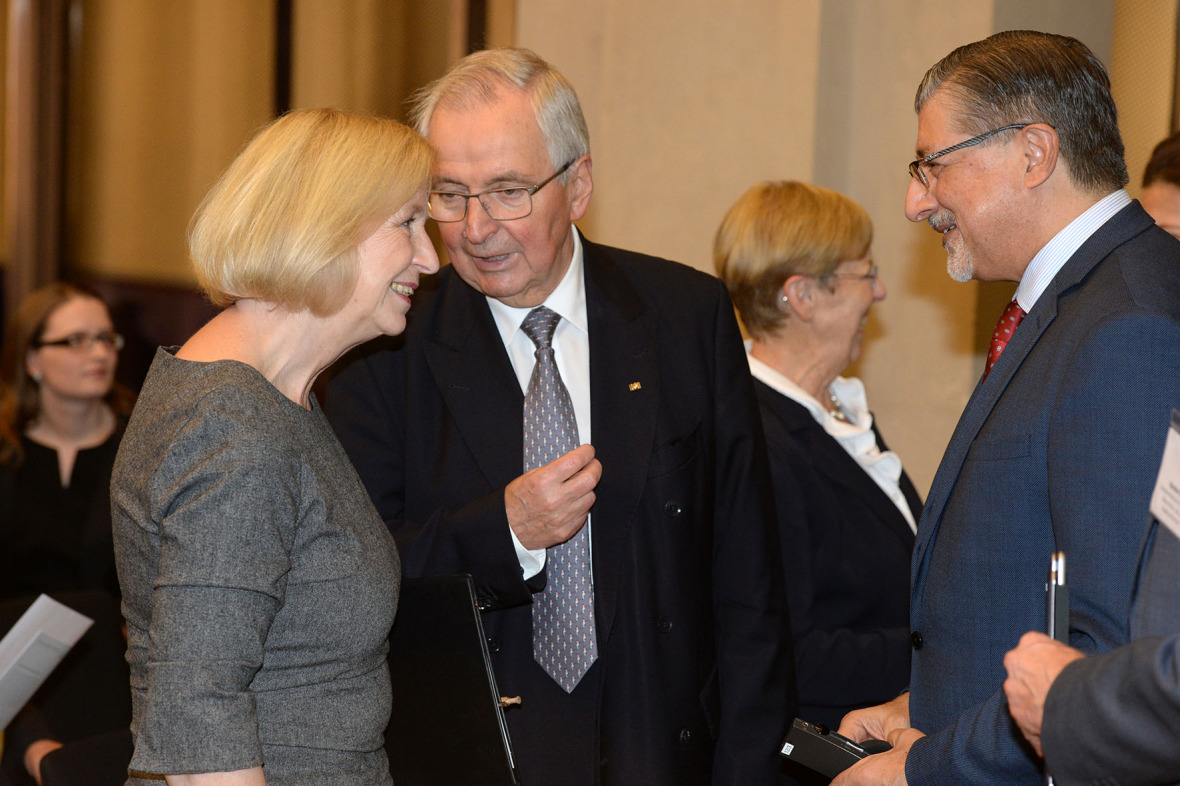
[409,48,590,184]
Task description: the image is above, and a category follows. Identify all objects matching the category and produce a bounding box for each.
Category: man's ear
[568,155,593,222]
[1022,123,1059,189]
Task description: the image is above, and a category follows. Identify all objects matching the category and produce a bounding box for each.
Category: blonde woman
[112,109,438,786]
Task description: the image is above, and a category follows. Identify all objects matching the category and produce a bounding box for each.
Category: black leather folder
[386,574,518,785]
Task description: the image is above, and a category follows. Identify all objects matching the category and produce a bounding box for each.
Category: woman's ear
[782,274,816,321]
[25,350,41,382]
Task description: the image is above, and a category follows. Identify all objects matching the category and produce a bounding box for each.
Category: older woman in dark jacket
[715,181,921,732]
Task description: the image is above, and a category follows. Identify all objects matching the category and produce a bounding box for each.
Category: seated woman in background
[714,181,921,732]
[0,282,134,601]
[112,108,438,786]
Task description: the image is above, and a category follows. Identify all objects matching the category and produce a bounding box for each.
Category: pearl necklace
[827,389,849,422]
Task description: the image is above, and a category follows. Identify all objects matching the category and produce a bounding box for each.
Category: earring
[31,372,43,382]
[781,294,789,303]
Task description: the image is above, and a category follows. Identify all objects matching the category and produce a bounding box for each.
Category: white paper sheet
[0,595,93,730]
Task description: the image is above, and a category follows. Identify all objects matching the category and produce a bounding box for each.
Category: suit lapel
[423,274,525,491]
[581,238,659,641]
[769,391,916,548]
[423,242,659,641]
[911,202,1156,604]
[910,300,1057,599]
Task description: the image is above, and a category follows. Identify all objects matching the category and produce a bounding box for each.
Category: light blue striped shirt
[1014,189,1132,311]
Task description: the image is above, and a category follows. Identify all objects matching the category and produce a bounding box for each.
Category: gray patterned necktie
[521,305,598,692]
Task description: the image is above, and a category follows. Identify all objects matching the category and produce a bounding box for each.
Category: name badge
[1149,410,1180,541]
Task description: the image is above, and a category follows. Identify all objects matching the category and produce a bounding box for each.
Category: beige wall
[69,0,275,286]
[514,0,1143,494]
[1112,0,1179,196]
[66,0,458,287]
[33,0,1172,491]
[518,0,821,263]
[291,0,455,122]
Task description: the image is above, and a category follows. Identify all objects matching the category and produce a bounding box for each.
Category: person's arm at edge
[1042,635,1180,784]
[707,282,796,785]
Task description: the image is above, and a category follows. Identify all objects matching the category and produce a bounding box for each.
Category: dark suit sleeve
[705,289,797,785]
[325,343,534,609]
[1043,635,1180,785]
[906,310,1180,784]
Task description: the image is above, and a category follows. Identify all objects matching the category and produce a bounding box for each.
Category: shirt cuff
[510,527,546,580]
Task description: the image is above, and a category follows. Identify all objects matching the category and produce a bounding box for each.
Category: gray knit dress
[112,348,399,785]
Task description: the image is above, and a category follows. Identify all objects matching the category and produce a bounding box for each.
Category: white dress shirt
[487,227,591,579]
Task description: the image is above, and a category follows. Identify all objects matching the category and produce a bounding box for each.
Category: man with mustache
[326,48,794,785]
[833,30,1180,786]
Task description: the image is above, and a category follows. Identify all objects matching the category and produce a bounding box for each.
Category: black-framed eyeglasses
[907,123,1032,187]
[428,159,576,223]
[36,331,125,351]
[829,265,879,285]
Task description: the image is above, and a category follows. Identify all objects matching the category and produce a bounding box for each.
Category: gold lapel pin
[628,382,642,391]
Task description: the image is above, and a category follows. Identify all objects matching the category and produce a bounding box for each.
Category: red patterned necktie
[983,299,1026,381]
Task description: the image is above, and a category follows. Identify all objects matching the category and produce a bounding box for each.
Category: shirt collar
[487,226,588,343]
[745,344,871,431]
[1015,189,1131,311]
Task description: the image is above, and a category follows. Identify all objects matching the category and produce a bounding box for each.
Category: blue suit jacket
[905,201,1180,783]
[326,237,795,786]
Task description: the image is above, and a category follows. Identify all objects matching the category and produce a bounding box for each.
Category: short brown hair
[1143,131,1180,189]
[190,108,434,315]
[714,181,872,339]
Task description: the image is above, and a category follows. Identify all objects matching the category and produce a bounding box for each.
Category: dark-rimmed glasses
[908,124,1031,187]
[36,331,125,351]
[429,159,576,223]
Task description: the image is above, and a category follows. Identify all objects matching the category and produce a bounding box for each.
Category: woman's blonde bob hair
[714,180,872,339]
[190,108,435,316]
